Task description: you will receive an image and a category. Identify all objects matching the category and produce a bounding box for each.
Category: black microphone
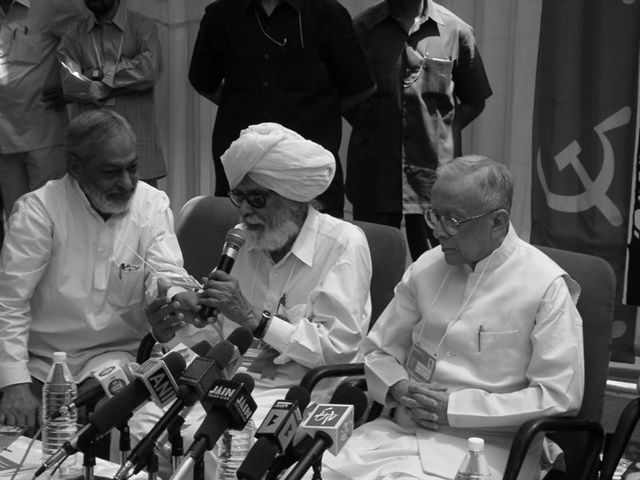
[199,224,246,320]
[34,352,186,478]
[236,386,311,480]
[170,373,257,480]
[113,333,247,480]
[281,384,368,480]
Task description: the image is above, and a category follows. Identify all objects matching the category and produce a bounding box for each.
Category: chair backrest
[175,195,239,280]
[351,220,407,328]
[174,196,408,329]
[537,246,616,478]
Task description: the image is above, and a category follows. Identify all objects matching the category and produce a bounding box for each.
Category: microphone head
[226,225,247,248]
[226,327,253,355]
[330,384,368,423]
[191,340,213,357]
[285,386,311,413]
[162,351,188,377]
[231,372,255,394]
[207,341,235,366]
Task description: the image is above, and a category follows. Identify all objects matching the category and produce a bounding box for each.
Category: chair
[300,246,616,480]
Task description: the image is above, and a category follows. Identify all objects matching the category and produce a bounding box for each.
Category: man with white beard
[134,122,372,477]
[0,109,198,433]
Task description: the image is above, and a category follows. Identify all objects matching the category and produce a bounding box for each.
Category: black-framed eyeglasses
[228,189,271,209]
[424,207,502,236]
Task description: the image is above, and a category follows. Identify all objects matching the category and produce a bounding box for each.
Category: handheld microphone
[170,373,257,480]
[282,384,368,480]
[34,353,186,478]
[236,386,310,480]
[199,224,246,320]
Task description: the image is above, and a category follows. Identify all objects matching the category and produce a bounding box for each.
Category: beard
[243,199,307,252]
[79,178,136,216]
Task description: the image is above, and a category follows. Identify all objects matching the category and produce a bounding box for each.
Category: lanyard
[90,24,124,73]
[411,249,496,358]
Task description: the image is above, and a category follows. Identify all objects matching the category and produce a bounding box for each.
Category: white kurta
[0,175,189,387]
[323,226,584,480]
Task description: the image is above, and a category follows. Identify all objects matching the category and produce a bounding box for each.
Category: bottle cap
[468,437,484,452]
[53,352,67,363]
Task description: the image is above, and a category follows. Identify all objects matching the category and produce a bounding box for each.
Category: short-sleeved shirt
[346,0,492,213]
[189,0,374,209]
[0,0,84,154]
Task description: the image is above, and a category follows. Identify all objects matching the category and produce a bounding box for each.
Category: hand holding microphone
[198,225,247,323]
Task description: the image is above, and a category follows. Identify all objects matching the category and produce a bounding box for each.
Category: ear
[490,209,510,236]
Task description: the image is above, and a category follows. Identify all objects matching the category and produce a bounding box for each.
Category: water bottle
[454,437,493,480]
[215,419,256,480]
[41,352,78,474]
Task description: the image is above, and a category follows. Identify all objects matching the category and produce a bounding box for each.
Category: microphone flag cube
[93,363,129,398]
[301,404,354,455]
[256,399,302,452]
[202,379,257,428]
[131,358,179,408]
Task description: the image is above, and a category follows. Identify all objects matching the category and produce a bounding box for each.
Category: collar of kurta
[246,204,319,267]
[471,223,519,273]
[368,0,444,29]
[11,0,30,9]
[84,0,128,33]
[242,0,303,14]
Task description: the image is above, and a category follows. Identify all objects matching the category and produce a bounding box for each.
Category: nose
[431,219,449,240]
[238,199,254,216]
[118,170,135,191]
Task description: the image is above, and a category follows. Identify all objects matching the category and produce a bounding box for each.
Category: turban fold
[221,123,335,202]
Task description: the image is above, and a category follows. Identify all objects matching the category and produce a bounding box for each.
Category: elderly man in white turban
[197,123,372,412]
[129,123,372,477]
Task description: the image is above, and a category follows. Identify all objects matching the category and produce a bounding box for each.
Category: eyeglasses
[228,189,271,209]
[424,208,501,236]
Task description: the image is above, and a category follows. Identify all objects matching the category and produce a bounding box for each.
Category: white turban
[221,123,336,202]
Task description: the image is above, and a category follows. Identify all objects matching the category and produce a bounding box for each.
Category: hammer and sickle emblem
[536,106,631,226]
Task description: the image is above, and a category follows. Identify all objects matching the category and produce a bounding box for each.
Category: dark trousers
[352,208,439,261]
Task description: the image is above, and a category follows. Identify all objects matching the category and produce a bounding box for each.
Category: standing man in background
[188,0,375,218]
[57,0,167,187]
[346,0,492,259]
[0,0,85,243]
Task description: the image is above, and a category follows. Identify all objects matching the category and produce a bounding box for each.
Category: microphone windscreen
[330,384,368,423]
[226,225,247,247]
[163,352,188,376]
[226,327,253,355]
[191,340,213,357]
[231,372,255,394]
[285,386,310,413]
[206,341,235,366]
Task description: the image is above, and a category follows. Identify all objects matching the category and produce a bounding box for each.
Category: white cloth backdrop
[124,0,541,240]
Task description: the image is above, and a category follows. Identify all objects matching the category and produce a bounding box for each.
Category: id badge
[406,344,437,383]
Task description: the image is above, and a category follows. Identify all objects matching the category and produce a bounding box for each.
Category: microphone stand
[118,421,131,465]
[193,455,205,480]
[167,416,186,472]
[146,451,159,480]
[83,440,97,480]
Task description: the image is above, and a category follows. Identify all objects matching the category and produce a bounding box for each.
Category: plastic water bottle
[454,437,493,480]
[215,419,256,480]
[41,352,78,474]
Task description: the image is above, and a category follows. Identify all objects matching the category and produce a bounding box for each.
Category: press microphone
[283,384,368,480]
[113,330,251,480]
[199,224,246,320]
[170,373,257,480]
[34,352,186,478]
[236,386,311,480]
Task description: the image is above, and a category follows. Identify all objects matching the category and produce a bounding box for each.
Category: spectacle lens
[229,190,269,209]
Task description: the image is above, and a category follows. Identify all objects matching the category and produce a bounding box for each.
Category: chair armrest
[299,363,365,393]
[502,417,604,480]
[600,397,640,480]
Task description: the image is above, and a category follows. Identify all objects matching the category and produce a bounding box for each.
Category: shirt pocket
[107,260,145,309]
[283,47,319,92]
[7,23,44,65]
[421,57,453,96]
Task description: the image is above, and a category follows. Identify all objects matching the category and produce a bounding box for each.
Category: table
[1,436,145,480]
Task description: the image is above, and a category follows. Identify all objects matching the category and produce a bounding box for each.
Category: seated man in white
[134,122,372,476]
[322,155,584,480]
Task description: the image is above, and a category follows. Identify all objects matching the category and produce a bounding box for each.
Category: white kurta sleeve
[447,276,584,429]
[0,198,52,388]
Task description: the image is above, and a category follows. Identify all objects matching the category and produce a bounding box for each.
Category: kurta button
[264,53,269,60]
